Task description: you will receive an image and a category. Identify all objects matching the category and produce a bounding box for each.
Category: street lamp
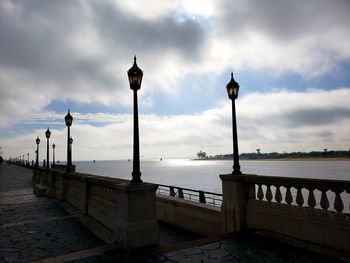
[69,137,73,165]
[52,143,56,165]
[127,55,143,184]
[65,110,73,171]
[226,72,242,175]
[45,127,51,168]
[35,137,40,167]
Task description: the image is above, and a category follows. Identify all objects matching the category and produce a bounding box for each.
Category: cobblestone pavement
[143,231,348,263]
[0,164,107,263]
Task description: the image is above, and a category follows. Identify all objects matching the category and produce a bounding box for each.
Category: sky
[0,0,350,161]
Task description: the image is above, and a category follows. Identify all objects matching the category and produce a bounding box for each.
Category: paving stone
[219,256,240,263]
[204,248,230,259]
[166,253,186,262]
[181,247,203,256]
[180,258,202,263]
[147,254,166,262]
[3,255,18,263]
[203,259,220,263]
[187,253,207,261]
[201,242,220,251]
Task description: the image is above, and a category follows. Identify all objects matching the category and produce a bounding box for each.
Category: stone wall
[32,167,158,250]
[156,194,222,236]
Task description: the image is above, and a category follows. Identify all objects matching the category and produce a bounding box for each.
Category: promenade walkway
[1,164,348,262]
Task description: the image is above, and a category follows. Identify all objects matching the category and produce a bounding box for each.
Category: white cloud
[2,88,349,160]
[1,0,350,130]
[0,0,350,163]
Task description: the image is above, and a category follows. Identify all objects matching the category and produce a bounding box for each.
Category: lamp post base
[233,165,242,175]
[131,172,143,184]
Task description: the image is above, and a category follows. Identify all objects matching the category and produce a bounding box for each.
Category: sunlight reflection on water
[75,159,350,195]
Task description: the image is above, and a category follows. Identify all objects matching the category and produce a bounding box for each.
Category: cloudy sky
[0,0,349,161]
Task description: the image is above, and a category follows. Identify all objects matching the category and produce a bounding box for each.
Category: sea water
[75,159,350,194]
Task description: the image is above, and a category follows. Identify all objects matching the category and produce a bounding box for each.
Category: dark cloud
[0,0,207,127]
[283,108,350,127]
[90,1,206,58]
[217,0,350,41]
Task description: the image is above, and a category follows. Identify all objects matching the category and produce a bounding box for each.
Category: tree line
[197,149,350,160]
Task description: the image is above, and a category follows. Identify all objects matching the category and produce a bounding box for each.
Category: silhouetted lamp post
[69,137,73,165]
[52,143,56,165]
[35,137,40,167]
[45,128,51,168]
[65,110,73,172]
[127,56,143,184]
[226,72,242,175]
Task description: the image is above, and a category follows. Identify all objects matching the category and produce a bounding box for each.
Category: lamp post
[45,127,51,168]
[226,72,242,175]
[69,137,73,165]
[127,56,143,184]
[52,143,56,165]
[35,137,40,167]
[65,110,73,172]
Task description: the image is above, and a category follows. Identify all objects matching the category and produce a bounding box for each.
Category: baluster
[320,189,329,210]
[178,188,184,199]
[108,188,112,202]
[266,185,273,202]
[249,184,256,200]
[296,187,304,207]
[169,186,175,197]
[98,186,101,198]
[199,191,206,204]
[333,189,344,213]
[275,186,282,203]
[102,186,106,199]
[285,186,293,205]
[307,188,316,208]
[257,184,264,200]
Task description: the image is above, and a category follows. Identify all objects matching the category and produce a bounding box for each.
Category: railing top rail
[157,184,222,196]
[241,174,350,190]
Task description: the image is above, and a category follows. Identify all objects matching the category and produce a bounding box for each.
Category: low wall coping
[114,182,159,194]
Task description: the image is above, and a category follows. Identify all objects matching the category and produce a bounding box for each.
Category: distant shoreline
[192,157,350,161]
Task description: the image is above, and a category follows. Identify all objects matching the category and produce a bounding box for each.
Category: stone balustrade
[244,174,350,214]
[32,167,350,252]
[220,174,350,252]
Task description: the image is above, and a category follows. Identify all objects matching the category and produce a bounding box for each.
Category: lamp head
[45,127,51,139]
[127,56,143,91]
[226,72,240,100]
[65,109,73,127]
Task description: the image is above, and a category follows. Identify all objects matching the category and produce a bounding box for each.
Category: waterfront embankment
[1,164,349,262]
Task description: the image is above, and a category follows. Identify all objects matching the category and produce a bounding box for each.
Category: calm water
[75,159,350,194]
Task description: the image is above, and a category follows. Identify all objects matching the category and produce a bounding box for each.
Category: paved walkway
[1,164,348,262]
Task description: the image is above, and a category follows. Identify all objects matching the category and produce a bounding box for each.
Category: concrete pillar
[114,183,159,250]
[220,174,249,234]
